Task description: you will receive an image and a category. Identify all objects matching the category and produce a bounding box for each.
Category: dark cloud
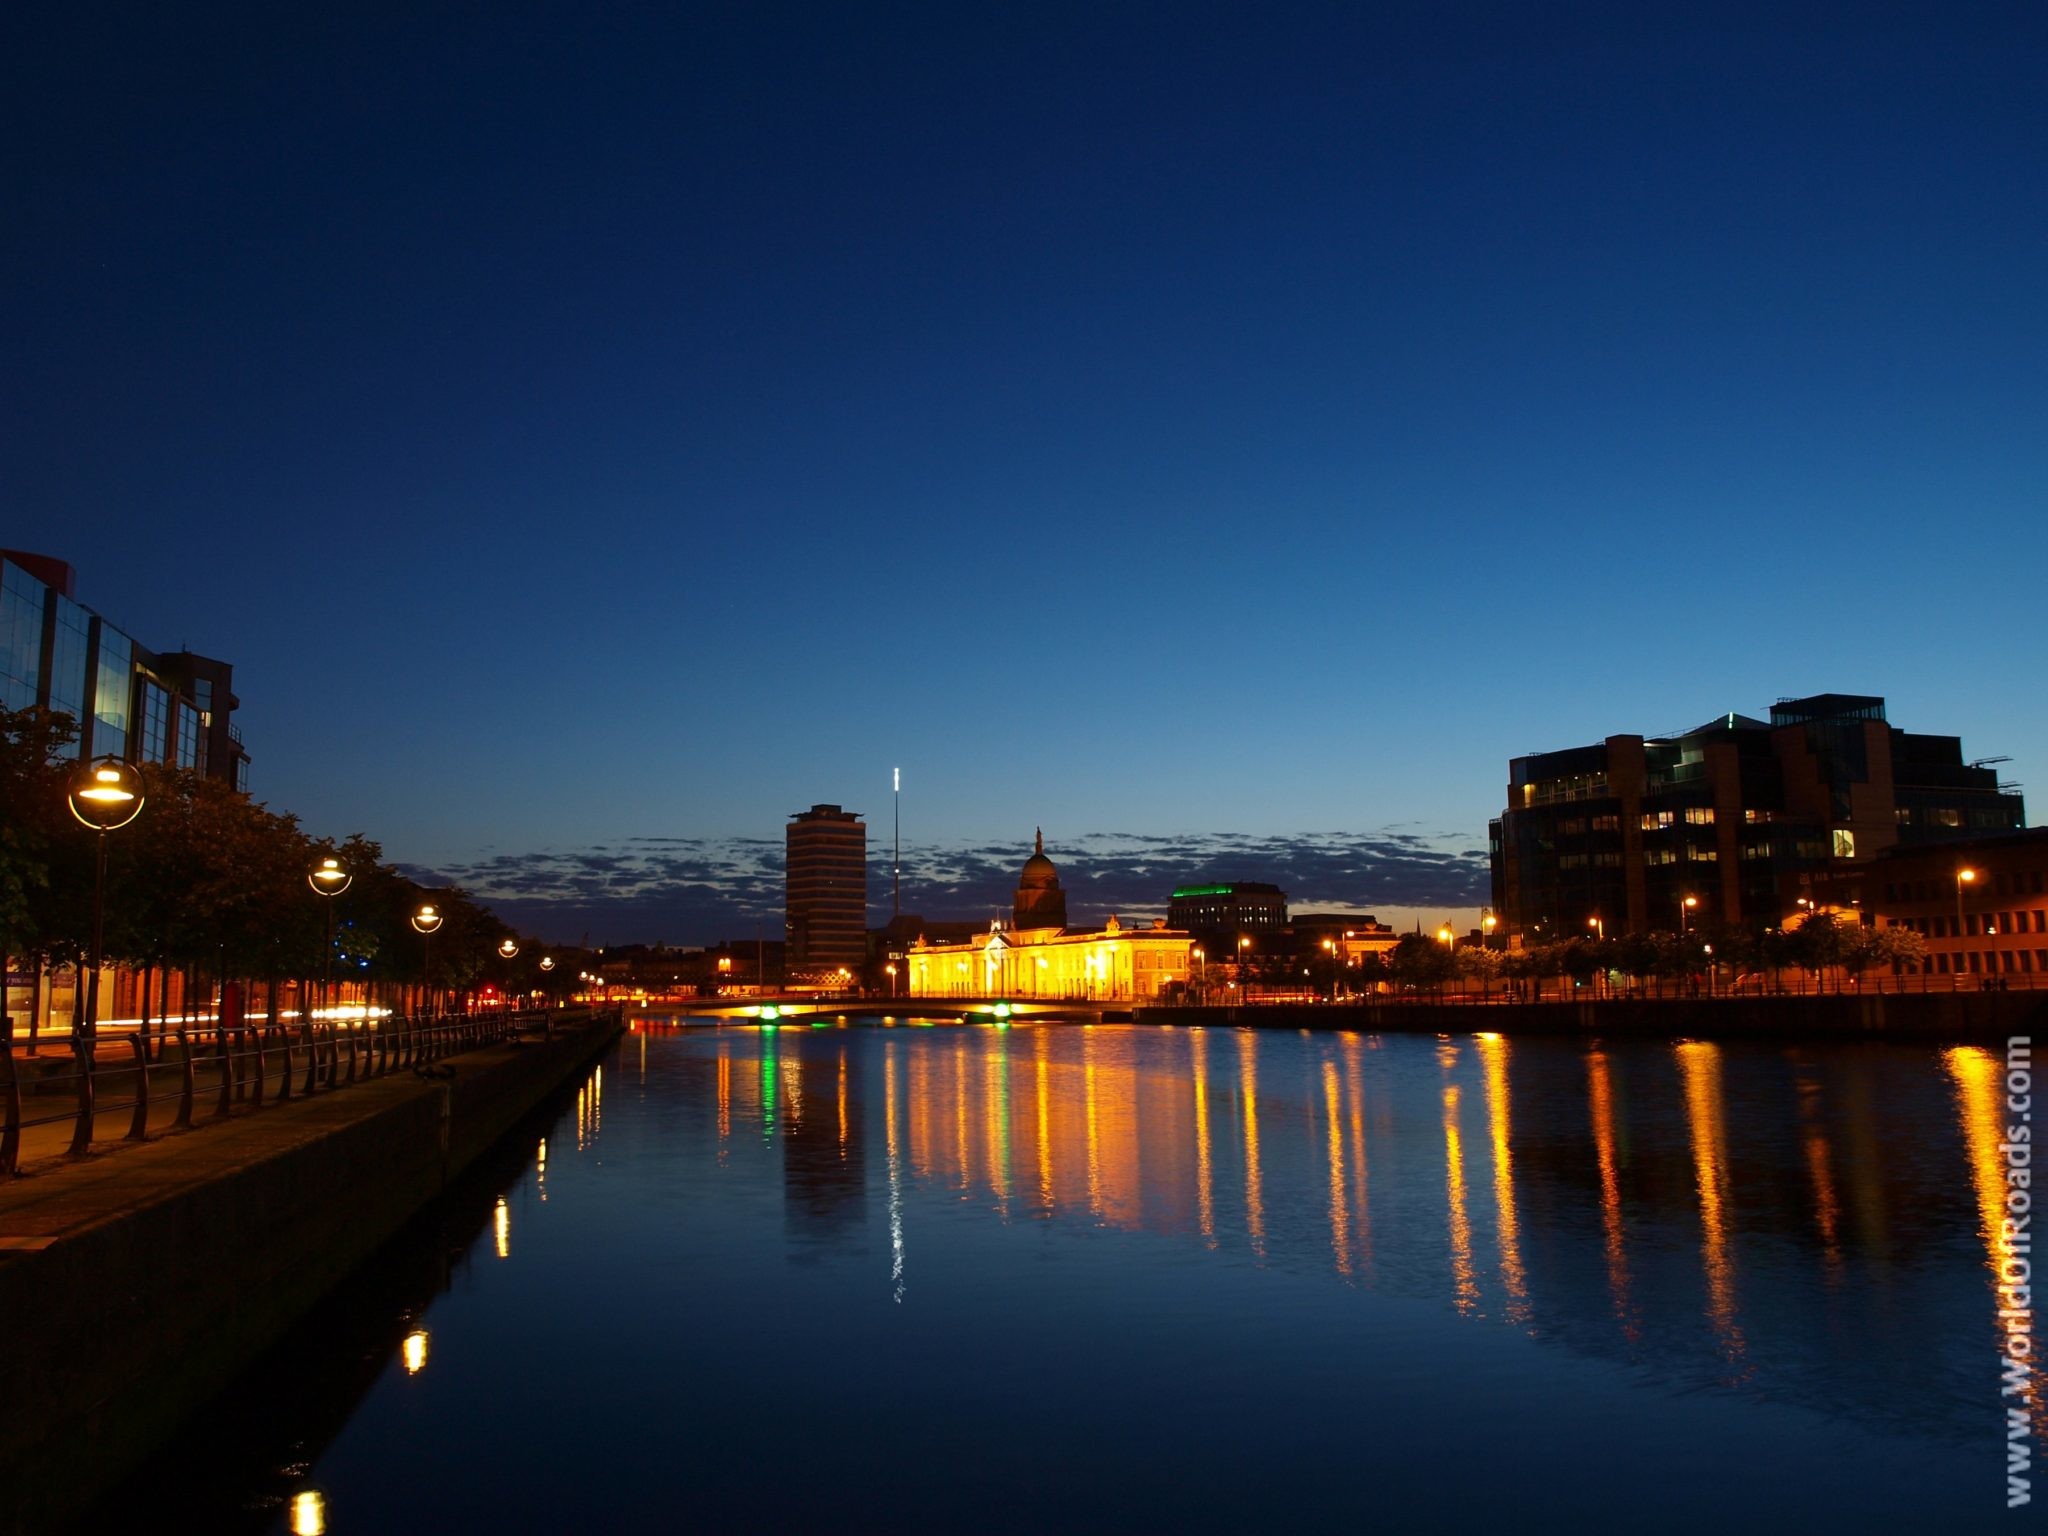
[404,828,1489,946]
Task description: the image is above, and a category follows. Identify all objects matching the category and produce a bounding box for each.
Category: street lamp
[66,759,145,1077]
[1587,914,1604,940]
[1322,937,1339,1002]
[1957,868,1977,977]
[498,936,520,1013]
[411,904,443,1015]
[308,858,352,1024]
[1482,910,1498,948]
[1680,894,1698,936]
[885,961,897,998]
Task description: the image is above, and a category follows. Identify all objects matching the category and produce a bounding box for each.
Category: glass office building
[0,550,249,789]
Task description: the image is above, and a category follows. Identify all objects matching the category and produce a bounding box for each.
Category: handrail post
[68,1032,95,1157]
[175,1027,195,1128]
[250,1028,267,1109]
[214,1028,234,1118]
[301,1019,319,1096]
[275,1027,293,1101]
[126,1035,150,1140]
[0,1032,20,1175]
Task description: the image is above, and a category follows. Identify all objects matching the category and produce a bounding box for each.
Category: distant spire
[1035,827,1043,855]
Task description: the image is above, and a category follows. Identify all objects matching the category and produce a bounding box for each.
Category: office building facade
[1165,881,1287,944]
[1811,828,2048,983]
[1,550,249,789]
[1490,693,2024,939]
[785,804,867,978]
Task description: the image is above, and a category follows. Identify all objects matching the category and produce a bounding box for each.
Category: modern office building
[1165,881,1287,943]
[0,550,249,788]
[1490,693,2024,940]
[1810,827,2048,983]
[785,804,867,979]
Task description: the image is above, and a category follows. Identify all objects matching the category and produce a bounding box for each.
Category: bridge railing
[0,1006,620,1176]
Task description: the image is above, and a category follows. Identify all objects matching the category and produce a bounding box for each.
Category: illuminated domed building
[907,830,1193,1002]
[1013,828,1068,934]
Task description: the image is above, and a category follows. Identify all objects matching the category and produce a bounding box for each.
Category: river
[88,1017,2040,1533]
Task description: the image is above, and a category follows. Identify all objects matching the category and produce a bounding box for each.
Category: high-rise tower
[785,804,867,978]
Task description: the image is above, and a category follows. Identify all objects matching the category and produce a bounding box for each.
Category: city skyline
[406,818,1490,947]
[7,4,2043,941]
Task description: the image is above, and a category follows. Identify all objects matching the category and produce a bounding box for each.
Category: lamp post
[885,961,897,999]
[308,858,351,1026]
[1192,946,1205,1002]
[1680,894,1698,936]
[1956,867,1977,983]
[1482,910,1498,949]
[1322,937,1338,1002]
[498,937,520,1013]
[66,759,145,1078]
[1587,915,1605,1000]
[411,904,443,1016]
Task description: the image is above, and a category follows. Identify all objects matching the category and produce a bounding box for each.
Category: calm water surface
[112,1020,2041,1533]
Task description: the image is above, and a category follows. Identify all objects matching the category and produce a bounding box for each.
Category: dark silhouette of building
[1167,881,1287,945]
[1013,828,1068,932]
[785,804,867,979]
[1490,693,2024,939]
[1,550,250,789]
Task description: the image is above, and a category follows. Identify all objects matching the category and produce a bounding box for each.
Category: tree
[1454,945,1503,996]
[1389,933,1456,993]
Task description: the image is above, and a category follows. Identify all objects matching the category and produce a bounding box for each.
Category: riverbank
[0,1007,622,1536]
[1134,989,2043,1040]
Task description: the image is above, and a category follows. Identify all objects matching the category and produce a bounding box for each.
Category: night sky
[7,4,2043,942]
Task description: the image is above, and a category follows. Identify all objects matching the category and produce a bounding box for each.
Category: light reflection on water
[145,1020,2042,1534]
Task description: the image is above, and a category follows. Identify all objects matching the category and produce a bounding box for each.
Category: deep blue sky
[6,3,2044,941]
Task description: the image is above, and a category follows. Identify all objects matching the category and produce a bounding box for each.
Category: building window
[47,596,91,744]
[175,703,202,770]
[1641,811,1675,831]
[140,682,170,763]
[1591,814,1619,833]
[0,561,44,712]
[1832,829,1856,859]
[91,628,133,760]
[1684,807,1715,826]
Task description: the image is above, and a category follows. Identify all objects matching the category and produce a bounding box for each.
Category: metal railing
[0,1006,617,1176]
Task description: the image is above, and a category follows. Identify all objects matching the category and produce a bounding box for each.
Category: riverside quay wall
[1135,990,2044,1041]
[0,1008,622,1536]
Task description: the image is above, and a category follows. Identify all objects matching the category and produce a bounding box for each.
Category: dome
[1018,828,1060,889]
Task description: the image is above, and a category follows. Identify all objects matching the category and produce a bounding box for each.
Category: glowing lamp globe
[308,857,352,897]
[67,758,145,831]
